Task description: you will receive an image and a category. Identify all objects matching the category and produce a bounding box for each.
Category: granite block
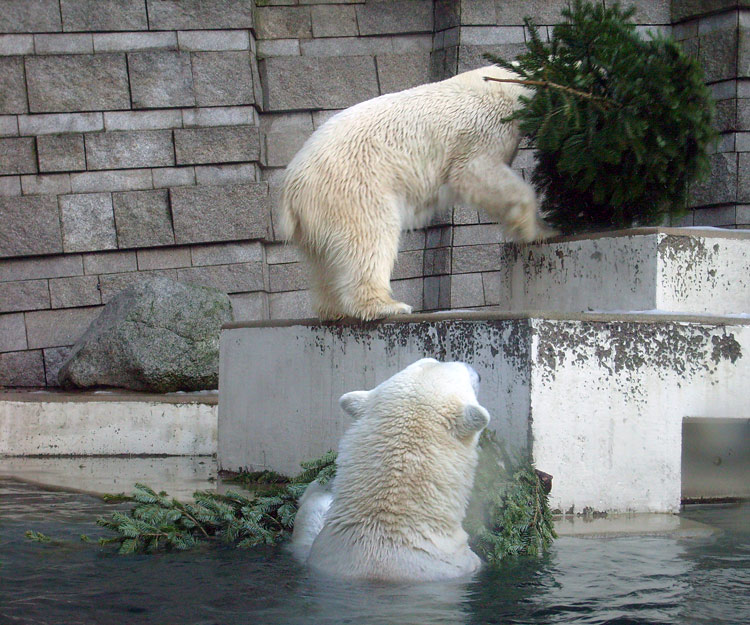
[434,0,460,30]
[93,31,177,52]
[311,5,358,38]
[261,113,314,167]
[0,279,50,313]
[451,244,502,273]
[82,250,136,275]
[174,126,260,165]
[0,195,62,258]
[152,166,196,188]
[194,163,258,186]
[0,138,36,175]
[0,57,27,114]
[391,250,424,280]
[260,55,378,110]
[49,275,102,308]
[104,110,183,131]
[0,313,27,352]
[0,34,34,55]
[136,247,192,270]
[255,6,312,39]
[34,33,93,54]
[85,130,175,170]
[0,350,45,386]
[26,54,130,113]
[182,107,257,130]
[112,189,174,248]
[457,43,527,73]
[268,289,312,319]
[70,169,153,194]
[391,277,423,310]
[229,291,268,321]
[0,116,18,137]
[460,0,496,25]
[0,176,21,196]
[356,1,433,35]
[18,112,103,135]
[20,174,71,196]
[191,51,255,107]
[177,262,265,293]
[170,183,270,244]
[268,262,308,292]
[128,51,195,109]
[691,152,738,206]
[59,192,118,253]
[0,254,82,282]
[25,306,103,349]
[36,134,86,173]
[0,0,62,33]
[60,0,147,31]
[376,53,431,94]
[147,0,254,30]
[190,241,263,266]
[450,272,485,308]
[98,269,177,302]
[494,0,570,25]
[699,27,738,83]
[177,30,249,52]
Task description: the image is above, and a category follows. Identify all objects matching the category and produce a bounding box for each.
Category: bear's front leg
[449,156,556,242]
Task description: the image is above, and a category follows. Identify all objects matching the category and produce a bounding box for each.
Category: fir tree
[486,0,716,234]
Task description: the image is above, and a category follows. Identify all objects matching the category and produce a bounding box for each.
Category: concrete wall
[1,0,743,388]
[218,312,750,513]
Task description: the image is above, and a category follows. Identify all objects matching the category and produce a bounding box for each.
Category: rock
[58,278,233,392]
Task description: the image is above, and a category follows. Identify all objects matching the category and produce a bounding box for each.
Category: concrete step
[482,227,749,315]
[0,390,218,456]
[218,312,750,514]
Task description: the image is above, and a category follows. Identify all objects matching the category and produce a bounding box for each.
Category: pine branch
[483,76,617,107]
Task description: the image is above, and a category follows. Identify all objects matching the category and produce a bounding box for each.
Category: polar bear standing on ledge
[291,358,490,582]
[281,65,553,321]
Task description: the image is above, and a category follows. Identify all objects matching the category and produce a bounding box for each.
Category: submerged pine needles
[29,440,553,564]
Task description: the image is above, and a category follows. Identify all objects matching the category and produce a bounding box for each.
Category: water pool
[2,478,748,625]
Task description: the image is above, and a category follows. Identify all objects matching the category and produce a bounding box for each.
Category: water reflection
[2,480,748,625]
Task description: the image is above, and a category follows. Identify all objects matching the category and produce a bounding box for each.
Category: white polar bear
[281,65,553,321]
[291,358,490,582]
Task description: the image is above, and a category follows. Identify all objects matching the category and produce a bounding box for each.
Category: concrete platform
[219,312,750,514]
[0,390,218,456]
[490,227,750,315]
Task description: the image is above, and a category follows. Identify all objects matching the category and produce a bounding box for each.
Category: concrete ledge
[0,391,217,456]
[219,313,749,514]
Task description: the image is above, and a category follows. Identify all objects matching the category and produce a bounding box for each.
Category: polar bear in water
[291,358,490,582]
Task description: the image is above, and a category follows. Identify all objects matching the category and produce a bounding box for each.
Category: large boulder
[58,278,233,392]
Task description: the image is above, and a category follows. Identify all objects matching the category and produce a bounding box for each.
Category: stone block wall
[0,0,738,387]
[671,1,750,228]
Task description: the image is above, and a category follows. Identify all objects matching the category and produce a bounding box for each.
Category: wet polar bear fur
[281,65,553,321]
[291,358,490,582]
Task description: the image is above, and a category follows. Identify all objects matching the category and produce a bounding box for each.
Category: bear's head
[338,358,490,443]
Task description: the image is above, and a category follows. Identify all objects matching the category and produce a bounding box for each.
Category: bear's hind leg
[329,229,412,321]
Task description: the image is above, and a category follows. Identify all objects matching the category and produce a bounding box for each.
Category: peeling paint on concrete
[219,312,750,514]
[533,320,742,383]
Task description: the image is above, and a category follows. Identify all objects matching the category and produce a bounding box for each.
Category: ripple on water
[1,479,748,625]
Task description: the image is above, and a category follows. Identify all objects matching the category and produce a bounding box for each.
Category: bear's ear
[458,403,490,437]
[339,390,370,419]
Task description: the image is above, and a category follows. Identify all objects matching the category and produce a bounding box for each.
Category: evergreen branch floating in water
[26,439,554,563]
